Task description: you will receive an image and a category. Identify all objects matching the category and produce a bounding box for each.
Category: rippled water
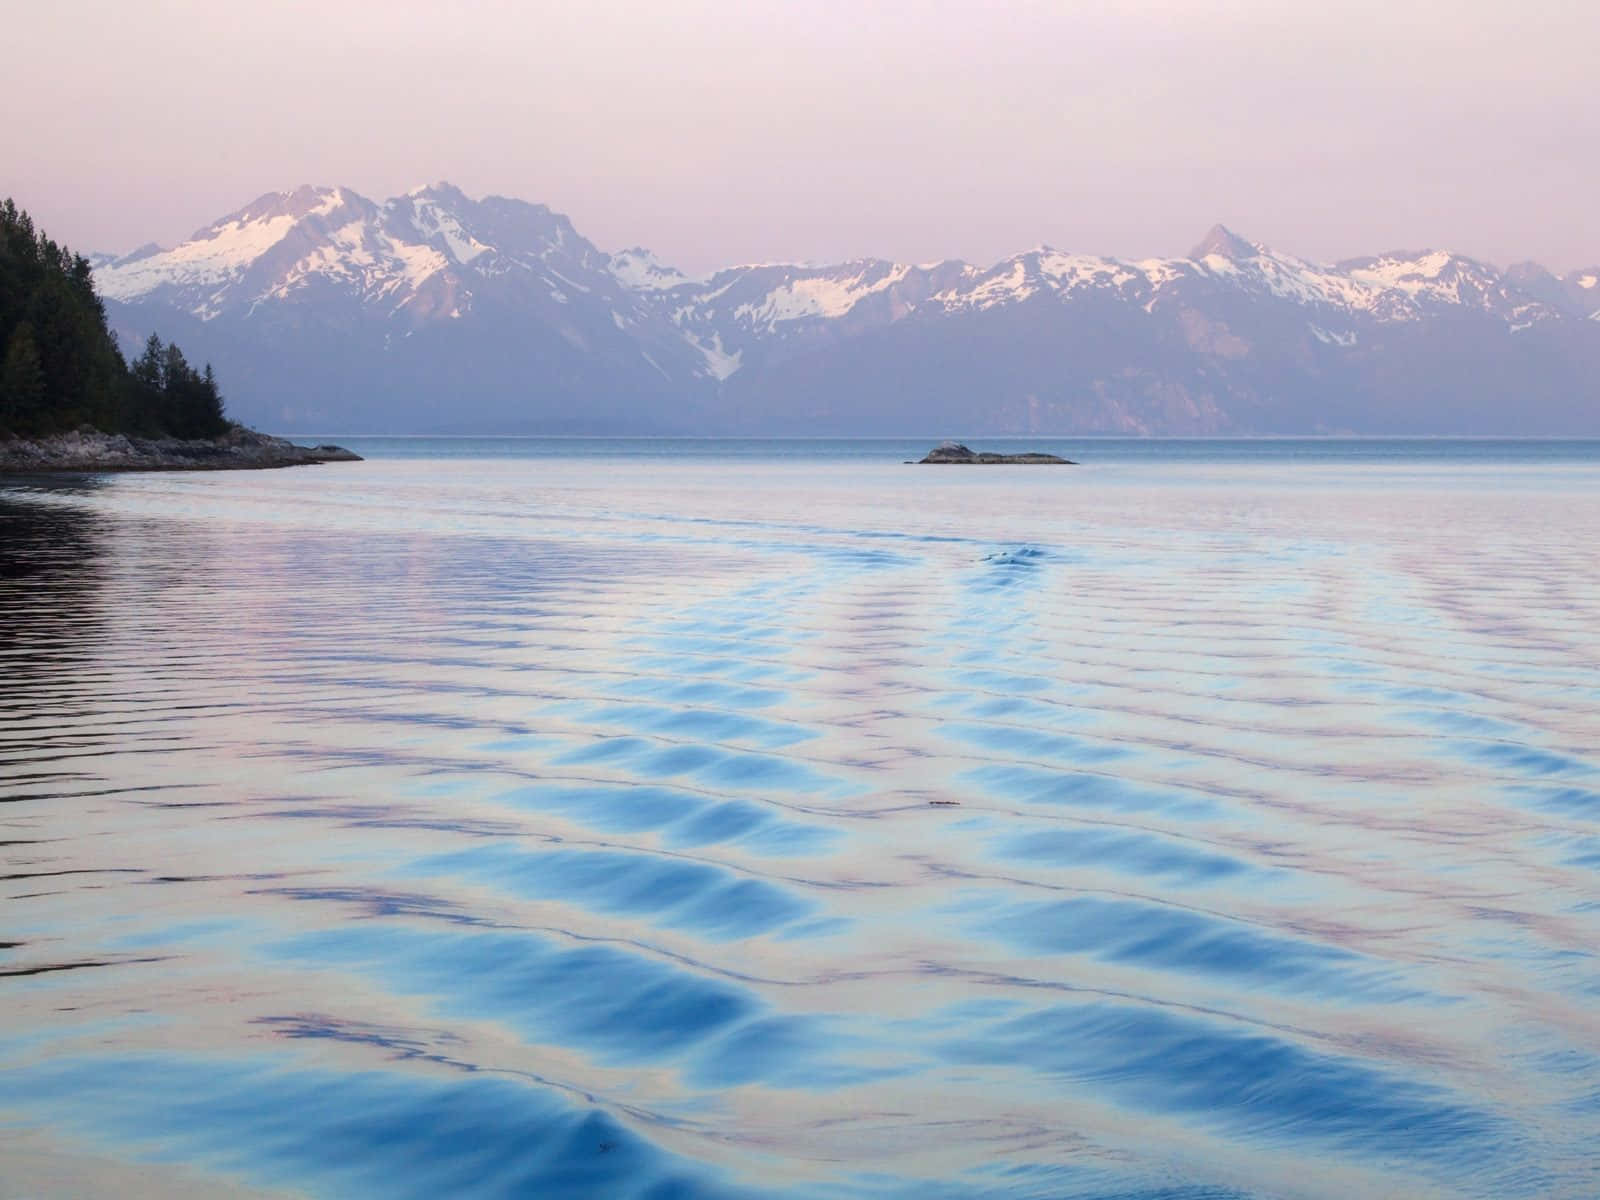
[3,443,1598,1199]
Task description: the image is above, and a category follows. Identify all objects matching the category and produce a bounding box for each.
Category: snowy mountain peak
[93,183,1600,434]
[96,189,357,307]
[405,180,464,199]
[1189,224,1261,262]
[209,185,358,232]
[1334,249,1519,316]
[609,247,697,291]
[385,186,492,265]
[95,183,612,315]
[93,185,1600,436]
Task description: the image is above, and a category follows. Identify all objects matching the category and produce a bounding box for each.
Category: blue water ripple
[992,827,1251,886]
[408,845,814,940]
[975,896,1431,1003]
[496,784,837,856]
[1456,740,1594,778]
[272,926,755,1063]
[964,764,1219,819]
[584,702,815,748]
[0,1054,756,1200]
[554,737,839,793]
[941,1003,1519,1184]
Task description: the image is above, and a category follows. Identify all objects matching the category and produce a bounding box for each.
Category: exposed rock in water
[0,427,362,474]
[916,441,1075,464]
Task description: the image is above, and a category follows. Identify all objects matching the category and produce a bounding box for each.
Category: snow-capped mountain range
[94,183,1600,434]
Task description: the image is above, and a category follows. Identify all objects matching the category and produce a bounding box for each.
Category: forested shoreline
[1,198,228,440]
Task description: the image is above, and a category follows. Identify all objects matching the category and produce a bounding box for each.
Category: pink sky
[7,0,1597,273]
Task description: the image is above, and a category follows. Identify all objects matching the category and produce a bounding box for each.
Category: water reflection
[1,482,108,733]
[2,459,1598,1199]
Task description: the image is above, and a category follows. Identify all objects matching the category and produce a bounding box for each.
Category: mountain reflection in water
[2,446,1598,1199]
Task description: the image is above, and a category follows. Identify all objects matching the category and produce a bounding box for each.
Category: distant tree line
[1,198,228,439]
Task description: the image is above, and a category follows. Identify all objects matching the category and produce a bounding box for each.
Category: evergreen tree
[0,322,46,432]
[161,339,188,389]
[133,333,165,390]
[0,199,230,439]
[201,364,226,432]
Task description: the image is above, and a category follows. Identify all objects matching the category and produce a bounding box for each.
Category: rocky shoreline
[0,427,362,474]
[915,441,1076,464]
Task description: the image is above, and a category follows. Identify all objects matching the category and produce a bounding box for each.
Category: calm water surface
[2,441,1598,1198]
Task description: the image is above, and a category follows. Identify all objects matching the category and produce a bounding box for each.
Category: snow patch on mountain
[93,188,1593,413]
[609,248,696,292]
[937,260,1035,310]
[1135,258,1188,289]
[1341,250,1515,313]
[1241,254,1383,312]
[310,187,353,217]
[383,242,452,298]
[97,212,298,303]
[684,330,742,380]
[1039,253,1140,292]
[733,263,912,329]
[1308,324,1358,346]
[406,198,490,264]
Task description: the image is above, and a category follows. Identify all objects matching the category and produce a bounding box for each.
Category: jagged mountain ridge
[95,185,1600,434]
[96,184,713,433]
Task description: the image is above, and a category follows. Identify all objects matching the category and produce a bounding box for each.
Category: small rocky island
[0,427,361,473]
[916,441,1076,465]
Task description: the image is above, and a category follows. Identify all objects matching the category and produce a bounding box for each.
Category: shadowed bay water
[2,439,1598,1198]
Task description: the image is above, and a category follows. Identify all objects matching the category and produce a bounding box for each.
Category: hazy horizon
[8,0,1599,275]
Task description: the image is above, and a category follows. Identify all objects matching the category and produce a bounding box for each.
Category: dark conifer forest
[1,198,228,439]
